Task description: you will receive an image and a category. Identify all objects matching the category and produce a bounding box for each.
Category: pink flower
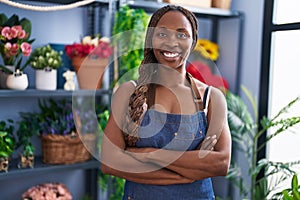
[21,42,32,56]
[10,43,19,56]
[1,27,14,40]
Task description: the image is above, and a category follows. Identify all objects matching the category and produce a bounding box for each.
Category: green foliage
[226,87,300,199]
[29,44,63,69]
[16,111,40,156]
[113,5,150,84]
[281,174,300,200]
[0,119,15,158]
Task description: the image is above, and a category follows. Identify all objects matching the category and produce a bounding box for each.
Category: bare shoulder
[112,81,137,101]
[191,77,226,105]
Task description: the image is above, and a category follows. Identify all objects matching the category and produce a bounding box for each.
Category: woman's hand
[199,135,217,151]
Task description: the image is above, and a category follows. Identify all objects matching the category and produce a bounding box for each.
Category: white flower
[82,36,92,45]
[100,36,110,43]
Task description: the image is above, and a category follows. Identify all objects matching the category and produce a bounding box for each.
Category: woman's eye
[177,33,188,39]
[157,32,167,37]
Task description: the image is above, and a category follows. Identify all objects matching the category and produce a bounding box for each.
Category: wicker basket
[41,133,96,164]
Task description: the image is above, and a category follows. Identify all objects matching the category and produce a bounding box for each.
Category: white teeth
[163,52,179,58]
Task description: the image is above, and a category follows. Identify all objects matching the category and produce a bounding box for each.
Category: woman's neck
[154,65,187,87]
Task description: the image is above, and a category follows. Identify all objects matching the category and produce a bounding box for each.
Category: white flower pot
[35,68,57,90]
[6,70,29,90]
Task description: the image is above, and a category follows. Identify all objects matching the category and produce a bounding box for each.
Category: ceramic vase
[35,68,57,90]
[6,70,29,90]
[0,65,15,89]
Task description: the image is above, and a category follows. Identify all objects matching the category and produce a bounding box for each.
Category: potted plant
[65,35,113,89]
[16,111,40,168]
[0,119,15,172]
[28,44,63,90]
[225,86,300,199]
[0,13,34,90]
[36,98,95,164]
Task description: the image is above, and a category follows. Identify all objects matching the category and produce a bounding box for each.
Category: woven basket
[41,133,96,164]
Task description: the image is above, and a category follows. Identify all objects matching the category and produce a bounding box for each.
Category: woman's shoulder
[191,77,226,99]
[113,80,137,94]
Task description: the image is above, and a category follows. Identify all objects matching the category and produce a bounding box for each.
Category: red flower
[187,61,229,91]
[65,36,113,59]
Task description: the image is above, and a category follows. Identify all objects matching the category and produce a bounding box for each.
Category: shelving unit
[0,1,116,199]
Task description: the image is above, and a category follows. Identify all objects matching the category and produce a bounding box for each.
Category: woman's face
[152,10,194,70]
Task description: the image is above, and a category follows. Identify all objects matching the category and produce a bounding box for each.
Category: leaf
[0,13,8,26]
[292,174,299,190]
[20,17,32,38]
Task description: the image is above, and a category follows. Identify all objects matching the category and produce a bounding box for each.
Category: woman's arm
[126,87,232,180]
[101,82,194,185]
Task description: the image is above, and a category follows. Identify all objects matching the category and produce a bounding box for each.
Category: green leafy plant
[281,174,300,200]
[226,86,300,199]
[98,109,126,200]
[16,111,40,157]
[112,5,150,84]
[28,44,63,70]
[0,119,15,158]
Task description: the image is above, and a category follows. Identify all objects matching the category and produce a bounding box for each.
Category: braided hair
[122,5,199,146]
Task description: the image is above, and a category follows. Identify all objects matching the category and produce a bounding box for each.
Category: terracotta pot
[212,0,232,10]
[71,56,109,90]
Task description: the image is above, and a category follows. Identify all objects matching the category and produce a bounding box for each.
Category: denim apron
[122,86,215,200]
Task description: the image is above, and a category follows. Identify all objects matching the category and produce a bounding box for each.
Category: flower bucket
[35,68,57,90]
[6,70,28,90]
[41,132,96,164]
[71,56,108,90]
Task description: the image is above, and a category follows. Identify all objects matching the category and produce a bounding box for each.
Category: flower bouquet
[65,35,113,89]
[0,13,34,89]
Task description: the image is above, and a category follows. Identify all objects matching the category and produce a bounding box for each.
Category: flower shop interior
[0,0,300,200]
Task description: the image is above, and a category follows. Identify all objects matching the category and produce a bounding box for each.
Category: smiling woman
[101,5,231,200]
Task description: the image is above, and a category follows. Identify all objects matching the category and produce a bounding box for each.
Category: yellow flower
[193,39,219,61]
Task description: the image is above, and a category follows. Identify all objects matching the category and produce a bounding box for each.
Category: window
[260,0,300,196]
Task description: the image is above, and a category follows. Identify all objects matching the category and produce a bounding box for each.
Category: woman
[101,5,231,200]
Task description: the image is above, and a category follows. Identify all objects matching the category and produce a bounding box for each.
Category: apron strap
[186,73,204,111]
